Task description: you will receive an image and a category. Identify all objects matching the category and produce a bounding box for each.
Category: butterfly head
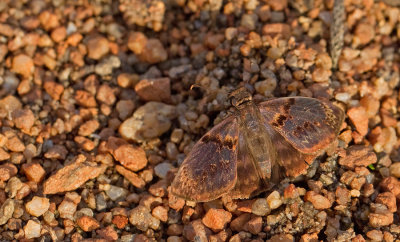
[229,87,253,109]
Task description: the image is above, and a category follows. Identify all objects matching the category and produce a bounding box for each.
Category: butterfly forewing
[259,97,344,154]
[171,116,239,202]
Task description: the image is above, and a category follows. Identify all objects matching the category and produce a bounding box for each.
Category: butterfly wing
[171,116,239,202]
[225,132,268,199]
[259,97,344,154]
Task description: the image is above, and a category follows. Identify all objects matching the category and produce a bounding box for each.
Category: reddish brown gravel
[0,0,399,241]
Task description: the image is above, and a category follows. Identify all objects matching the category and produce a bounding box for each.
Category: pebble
[112,215,129,229]
[135,78,171,103]
[43,155,107,194]
[44,144,68,160]
[347,106,369,136]
[12,109,35,132]
[354,22,375,46]
[109,141,148,172]
[95,226,118,240]
[25,196,50,217]
[129,205,160,231]
[375,192,396,213]
[252,198,271,216]
[152,206,168,222]
[78,119,100,136]
[11,54,34,78]
[105,185,129,201]
[369,211,393,228]
[230,213,251,232]
[139,39,168,64]
[338,145,377,170]
[154,162,173,179]
[201,208,232,231]
[6,136,25,152]
[24,220,41,239]
[115,165,146,189]
[247,216,262,234]
[116,100,135,120]
[266,191,283,210]
[97,84,116,105]
[77,215,100,232]
[0,199,14,225]
[119,102,177,142]
[380,177,400,199]
[304,191,332,210]
[0,95,22,118]
[75,90,97,107]
[43,81,64,101]
[87,35,110,60]
[389,162,400,178]
[183,219,210,241]
[0,148,10,161]
[0,163,18,182]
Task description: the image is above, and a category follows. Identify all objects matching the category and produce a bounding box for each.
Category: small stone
[129,205,160,231]
[0,163,18,182]
[24,220,41,239]
[255,79,277,96]
[268,0,287,11]
[152,206,168,222]
[11,54,34,78]
[375,192,396,213]
[78,120,100,136]
[112,215,129,229]
[135,78,171,102]
[43,155,107,194]
[108,139,148,172]
[77,215,100,232]
[43,81,64,101]
[354,22,375,46]
[380,177,400,199]
[0,95,22,119]
[6,136,25,152]
[44,144,68,160]
[266,191,283,210]
[106,185,129,201]
[116,100,135,120]
[75,90,97,107]
[183,219,211,241]
[87,35,110,60]
[139,39,167,64]
[335,186,351,205]
[116,165,146,189]
[25,196,50,217]
[154,162,173,179]
[202,208,232,231]
[304,191,332,209]
[0,199,14,225]
[247,216,262,234]
[12,109,35,132]
[119,102,177,142]
[97,84,116,105]
[338,145,377,170]
[366,230,383,241]
[97,226,118,241]
[51,26,67,42]
[252,198,270,216]
[127,32,147,55]
[168,191,185,211]
[347,106,368,136]
[369,211,393,228]
[390,162,400,178]
[0,148,10,161]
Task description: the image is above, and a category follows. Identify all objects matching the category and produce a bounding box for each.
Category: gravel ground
[0,0,399,241]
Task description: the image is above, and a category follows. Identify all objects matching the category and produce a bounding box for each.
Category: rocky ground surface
[0,0,399,241]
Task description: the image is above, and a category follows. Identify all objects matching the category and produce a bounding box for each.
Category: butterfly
[171,87,345,202]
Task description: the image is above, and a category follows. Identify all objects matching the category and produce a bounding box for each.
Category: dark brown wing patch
[260,97,344,154]
[171,116,239,202]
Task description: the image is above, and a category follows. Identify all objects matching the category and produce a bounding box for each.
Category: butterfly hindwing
[171,116,239,202]
[225,132,267,199]
[259,97,344,154]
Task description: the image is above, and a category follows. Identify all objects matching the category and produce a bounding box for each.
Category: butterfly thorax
[235,97,279,184]
[229,87,253,110]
